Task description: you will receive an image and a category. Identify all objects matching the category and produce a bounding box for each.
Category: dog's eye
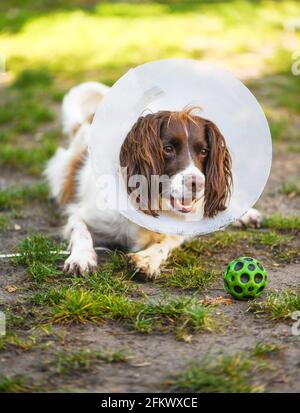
[200,148,208,156]
[164,145,175,156]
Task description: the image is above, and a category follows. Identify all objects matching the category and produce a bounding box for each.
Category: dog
[45,82,262,278]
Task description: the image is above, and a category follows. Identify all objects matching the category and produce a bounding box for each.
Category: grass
[251,341,282,358]
[165,229,298,280]
[136,296,218,335]
[169,351,265,393]
[0,141,57,175]
[71,270,140,296]
[0,376,30,393]
[160,266,218,290]
[166,231,245,270]
[263,214,300,232]
[9,227,298,341]
[250,231,292,249]
[55,348,128,375]
[273,71,300,114]
[0,214,10,231]
[287,144,300,154]
[281,182,300,197]
[0,0,299,178]
[53,287,145,325]
[12,234,64,282]
[0,98,54,133]
[30,286,68,306]
[249,289,300,320]
[0,182,49,210]
[246,230,299,263]
[12,67,53,89]
[1,1,299,78]
[51,288,217,337]
[30,266,141,308]
[268,116,289,142]
[0,333,36,351]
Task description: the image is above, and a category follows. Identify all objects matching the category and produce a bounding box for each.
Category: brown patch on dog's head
[203,119,232,217]
[119,112,165,216]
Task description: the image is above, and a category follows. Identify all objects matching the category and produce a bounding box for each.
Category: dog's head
[119,108,232,218]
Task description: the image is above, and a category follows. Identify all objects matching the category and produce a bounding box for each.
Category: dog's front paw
[127,252,161,280]
[233,208,263,229]
[63,249,98,275]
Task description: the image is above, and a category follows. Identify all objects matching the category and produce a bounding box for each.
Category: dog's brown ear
[204,120,232,217]
[119,113,165,216]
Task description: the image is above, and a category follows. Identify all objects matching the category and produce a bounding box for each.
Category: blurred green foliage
[0,1,299,175]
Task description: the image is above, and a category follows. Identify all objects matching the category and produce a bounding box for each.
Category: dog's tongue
[176,198,193,213]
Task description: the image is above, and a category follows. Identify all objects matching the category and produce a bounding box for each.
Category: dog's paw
[63,249,98,275]
[127,252,161,280]
[233,208,263,229]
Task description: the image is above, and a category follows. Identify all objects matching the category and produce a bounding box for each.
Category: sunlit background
[0,1,300,173]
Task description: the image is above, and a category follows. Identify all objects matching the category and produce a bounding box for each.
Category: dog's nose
[185,174,204,192]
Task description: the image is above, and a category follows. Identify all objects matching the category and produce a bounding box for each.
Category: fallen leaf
[131,362,151,368]
[202,295,233,306]
[5,285,17,293]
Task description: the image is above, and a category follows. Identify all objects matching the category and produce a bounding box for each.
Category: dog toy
[224,257,267,300]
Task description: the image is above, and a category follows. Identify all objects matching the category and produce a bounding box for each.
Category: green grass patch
[52,288,138,324]
[29,286,69,306]
[55,348,128,375]
[0,95,54,133]
[249,229,298,262]
[0,376,31,393]
[12,68,53,89]
[136,296,218,335]
[160,266,218,290]
[286,144,300,154]
[274,74,300,114]
[0,182,49,210]
[251,341,282,358]
[268,117,289,142]
[71,270,139,297]
[249,289,300,320]
[12,234,64,282]
[1,1,299,83]
[169,351,264,393]
[167,231,245,269]
[0,333,36,351]
[51,288,217,337]
[281,182,300,197]
[0,141,56,175]
[263,214,300,232]
[160,229,298,289]
[250,231,292,249]
[30,266,141,307]
[0,128,15,143]
[0,214,10,231]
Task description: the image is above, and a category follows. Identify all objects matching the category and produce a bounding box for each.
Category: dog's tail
[44,82,109,203]
[62,81,110,138]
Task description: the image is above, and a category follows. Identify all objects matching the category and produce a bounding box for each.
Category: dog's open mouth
[170,196,196,213]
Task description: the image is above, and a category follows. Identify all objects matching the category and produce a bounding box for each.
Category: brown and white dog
[45,82,262,278]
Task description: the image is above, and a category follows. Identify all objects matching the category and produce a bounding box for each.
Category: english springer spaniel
[45,82,262,278]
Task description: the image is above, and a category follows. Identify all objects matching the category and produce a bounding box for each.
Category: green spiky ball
[224,257,268,300]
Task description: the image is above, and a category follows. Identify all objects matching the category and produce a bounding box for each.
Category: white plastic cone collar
[90,59,272,236]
